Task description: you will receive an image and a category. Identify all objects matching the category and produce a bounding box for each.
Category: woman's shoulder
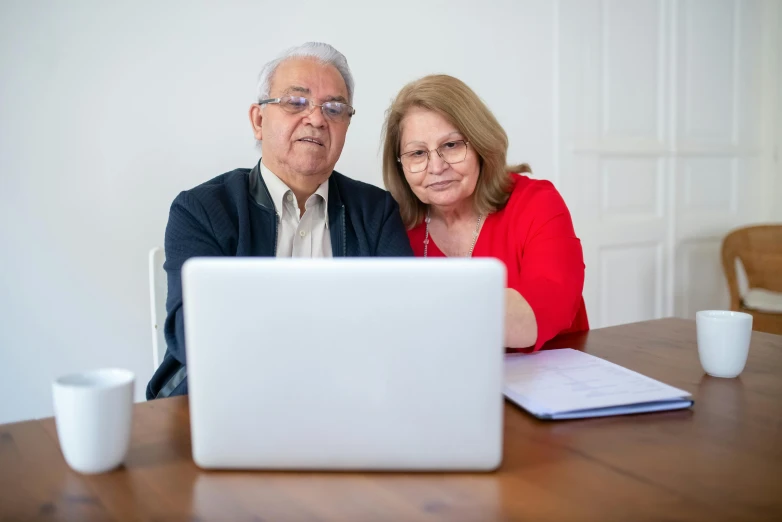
[508,172,558,195]
[504,173,569,213]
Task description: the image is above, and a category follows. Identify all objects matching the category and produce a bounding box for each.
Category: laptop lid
[182,257,506,471]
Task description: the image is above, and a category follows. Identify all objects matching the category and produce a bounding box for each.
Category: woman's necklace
[423,207,483,258]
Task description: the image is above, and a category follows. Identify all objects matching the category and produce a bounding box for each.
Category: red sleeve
[509,183,585,351]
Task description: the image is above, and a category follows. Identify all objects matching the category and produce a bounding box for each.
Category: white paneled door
[556,0,778,328]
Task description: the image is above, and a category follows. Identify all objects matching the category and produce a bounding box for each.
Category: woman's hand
[505,288,538,348]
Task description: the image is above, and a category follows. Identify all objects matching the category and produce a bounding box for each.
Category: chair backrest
[721,224,782,309]
[148,247,168,369]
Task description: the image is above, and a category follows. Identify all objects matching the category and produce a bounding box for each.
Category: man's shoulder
[174,169,251,208]
[184,169,250,196]
[331,171,389,205]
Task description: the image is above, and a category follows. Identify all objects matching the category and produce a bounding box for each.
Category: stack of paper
[504,349,693,420]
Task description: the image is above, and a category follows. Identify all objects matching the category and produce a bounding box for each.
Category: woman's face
[398,107,480,209]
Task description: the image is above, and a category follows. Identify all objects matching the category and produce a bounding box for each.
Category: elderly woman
[382,74,588,350]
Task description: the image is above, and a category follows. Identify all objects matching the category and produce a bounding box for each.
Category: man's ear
[249,104,263,141]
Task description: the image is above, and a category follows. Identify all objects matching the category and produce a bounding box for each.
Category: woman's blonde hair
[382,74,531,229]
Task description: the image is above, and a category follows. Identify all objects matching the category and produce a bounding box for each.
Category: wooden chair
[721,225,782,335]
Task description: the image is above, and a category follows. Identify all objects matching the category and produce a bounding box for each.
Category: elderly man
[147,42,412,399]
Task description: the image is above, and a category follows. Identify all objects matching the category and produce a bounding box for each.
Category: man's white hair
[256,42,355,104]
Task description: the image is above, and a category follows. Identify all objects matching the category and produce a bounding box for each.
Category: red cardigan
[407,174,589,350]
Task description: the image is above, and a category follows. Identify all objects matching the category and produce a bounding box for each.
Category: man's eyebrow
[323,95,348,104]
[283,86,311,96]
[281,86,348,104]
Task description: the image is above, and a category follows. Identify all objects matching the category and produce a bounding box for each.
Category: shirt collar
[260,160,330,227]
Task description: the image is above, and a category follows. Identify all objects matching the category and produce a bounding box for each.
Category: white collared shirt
[260,161,332,258]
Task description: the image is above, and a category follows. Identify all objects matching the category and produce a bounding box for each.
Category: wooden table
[2,318,781,521]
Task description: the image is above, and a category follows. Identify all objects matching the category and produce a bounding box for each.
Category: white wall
[759,0,782,222]
[775,0,782,221]
[0,0,555,423]
[1,1,779,424]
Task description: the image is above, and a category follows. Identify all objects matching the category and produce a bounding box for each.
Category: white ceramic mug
[52,368,135,474]
[696,310,753,378]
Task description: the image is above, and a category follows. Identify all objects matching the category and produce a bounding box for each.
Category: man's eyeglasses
[258,96,355,123]
[398,140,470,173]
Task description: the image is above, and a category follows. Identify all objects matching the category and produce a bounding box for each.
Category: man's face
[252,58,351,181]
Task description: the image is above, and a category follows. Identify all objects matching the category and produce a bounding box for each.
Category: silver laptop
[181,257,506,471]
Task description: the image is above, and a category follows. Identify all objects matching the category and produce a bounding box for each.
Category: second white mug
[696,310,752,378]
